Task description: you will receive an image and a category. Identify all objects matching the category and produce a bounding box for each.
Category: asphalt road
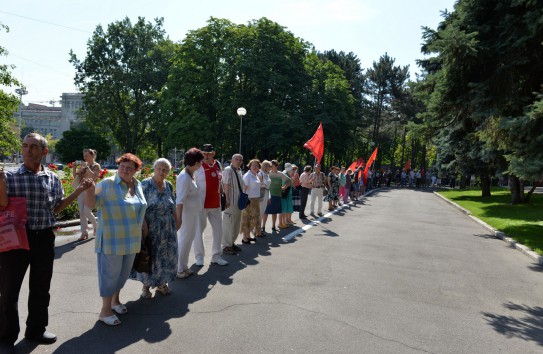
[12,188,543,353]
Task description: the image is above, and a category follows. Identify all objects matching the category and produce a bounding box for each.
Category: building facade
[14,92,84,140]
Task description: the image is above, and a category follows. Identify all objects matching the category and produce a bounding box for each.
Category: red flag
[363,147,378,186]
[404,160,411,172]
[303,122,324,164]
[348,157,365,172]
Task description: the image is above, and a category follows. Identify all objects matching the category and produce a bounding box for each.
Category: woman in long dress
[131,158,179,299]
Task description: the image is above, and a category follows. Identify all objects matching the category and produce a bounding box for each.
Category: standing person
[86,153,147,326]
[222,154,244,255]
[176,148,204,279]
[326,166,340,210]
[72,148,101,240]
[193,144,228,267]
[258,160,272,233]
[309,164,326,217]
[132,158,179,299]
[298,165,312,219]
[284,163,296,225]
[338,167,346,205]
[241,159,262,244]
[352,168,360,200]
[263,160,290,232]
[0,133,92,349]
[343,169,352,204]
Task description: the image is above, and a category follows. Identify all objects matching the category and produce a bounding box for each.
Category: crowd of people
[0,133,370,352]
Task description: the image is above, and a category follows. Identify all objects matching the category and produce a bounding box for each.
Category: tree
[70,17,173,155]
[417,0,543,202]
[56,127,111,163]
[0,23,23,156]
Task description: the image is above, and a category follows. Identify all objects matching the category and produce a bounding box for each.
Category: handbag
[220,192,227,211]
[0,197,29,252]
[233,169,250,210]
[133,238,151,274]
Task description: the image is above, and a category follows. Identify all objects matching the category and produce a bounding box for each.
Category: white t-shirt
[243,171,261,198]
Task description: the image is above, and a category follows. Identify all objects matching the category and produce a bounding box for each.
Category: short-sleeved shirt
[176,169,203,212]
[95,174,147,255]
[300,172,312,188]
[243,171,261,198]
[222,166,244,206]
[268,171,290,197]
[4,165,63,230]
[310,171,326,188]
[194,160,222,209]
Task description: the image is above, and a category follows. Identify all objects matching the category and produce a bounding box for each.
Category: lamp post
[237,107,246,154]
[15,88,28,164]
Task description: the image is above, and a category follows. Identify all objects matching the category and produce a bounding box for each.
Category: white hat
[284,162,293,173]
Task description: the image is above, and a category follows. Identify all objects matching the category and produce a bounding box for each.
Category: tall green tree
[70,17,174,155]
[0,23,23,156]
[417,0,543,201]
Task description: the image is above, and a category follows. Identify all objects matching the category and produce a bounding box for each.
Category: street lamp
[15,88,28,164]
[237,107,246,154]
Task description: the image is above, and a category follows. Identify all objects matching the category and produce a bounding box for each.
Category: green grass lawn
[437,188,543,255]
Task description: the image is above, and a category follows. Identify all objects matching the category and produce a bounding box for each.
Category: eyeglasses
[119,164,135,172]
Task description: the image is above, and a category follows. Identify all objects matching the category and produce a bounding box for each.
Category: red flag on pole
[363,147,378,186]
[404,160,411,172]
[348,157,365,172]
[303,122,324,164]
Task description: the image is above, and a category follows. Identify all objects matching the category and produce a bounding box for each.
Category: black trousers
[299,187,310,217]
[0,228,55,345]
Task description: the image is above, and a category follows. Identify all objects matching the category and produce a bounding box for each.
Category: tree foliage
[56,126,111,163]
[0,23,23,156]
[70,17,174,155]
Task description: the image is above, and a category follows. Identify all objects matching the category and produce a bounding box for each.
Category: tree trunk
[510,175,524,204]
[480,174,491,197]
[459,174,469,189]
[524,184,537,204]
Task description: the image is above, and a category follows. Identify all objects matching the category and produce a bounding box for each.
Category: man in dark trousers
[0,133,92,353]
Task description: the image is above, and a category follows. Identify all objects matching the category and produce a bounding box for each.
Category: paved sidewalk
[13,188,543,353]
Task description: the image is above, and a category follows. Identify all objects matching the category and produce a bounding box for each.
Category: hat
[201,144,214,152]
[284,162,293,173]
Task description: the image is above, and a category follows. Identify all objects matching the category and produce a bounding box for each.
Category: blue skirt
[265,196,282,214]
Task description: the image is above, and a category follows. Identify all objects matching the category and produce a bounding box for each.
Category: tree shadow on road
[482,302,543,347]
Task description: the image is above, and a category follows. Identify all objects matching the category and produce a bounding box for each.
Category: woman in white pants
[176,148,204,279]
[73,148,100,240]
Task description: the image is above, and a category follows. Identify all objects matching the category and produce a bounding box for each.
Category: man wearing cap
[193,144,228,266]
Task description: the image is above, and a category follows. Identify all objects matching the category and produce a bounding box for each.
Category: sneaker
[195,259,204,267]
[211,258,228,266]
[222,246,237,255]
[156,284,172,295]
[231,244,242,252]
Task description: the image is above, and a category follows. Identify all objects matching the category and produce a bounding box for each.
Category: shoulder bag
[233,169,250,210]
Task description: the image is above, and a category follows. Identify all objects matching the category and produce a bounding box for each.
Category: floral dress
[130,178,177,287]
[326,172,340,202]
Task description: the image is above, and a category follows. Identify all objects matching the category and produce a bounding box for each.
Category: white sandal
[111,303,127,314]
[99,314,121,326]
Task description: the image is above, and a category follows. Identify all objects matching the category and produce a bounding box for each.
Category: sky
[0,0,456,106]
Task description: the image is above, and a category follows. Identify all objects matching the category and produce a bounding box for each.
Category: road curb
[433,191,543,265]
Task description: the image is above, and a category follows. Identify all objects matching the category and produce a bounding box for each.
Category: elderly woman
[286,164,300,224]
[241,159,262,243]
[258,160,272,234]
[176,148,204,279]
[325,166,340,210]
[131,158,179,299]
[86,153,147,326]
[280,163,294,228]
[73,148,101,240]
[263,160,290,232]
